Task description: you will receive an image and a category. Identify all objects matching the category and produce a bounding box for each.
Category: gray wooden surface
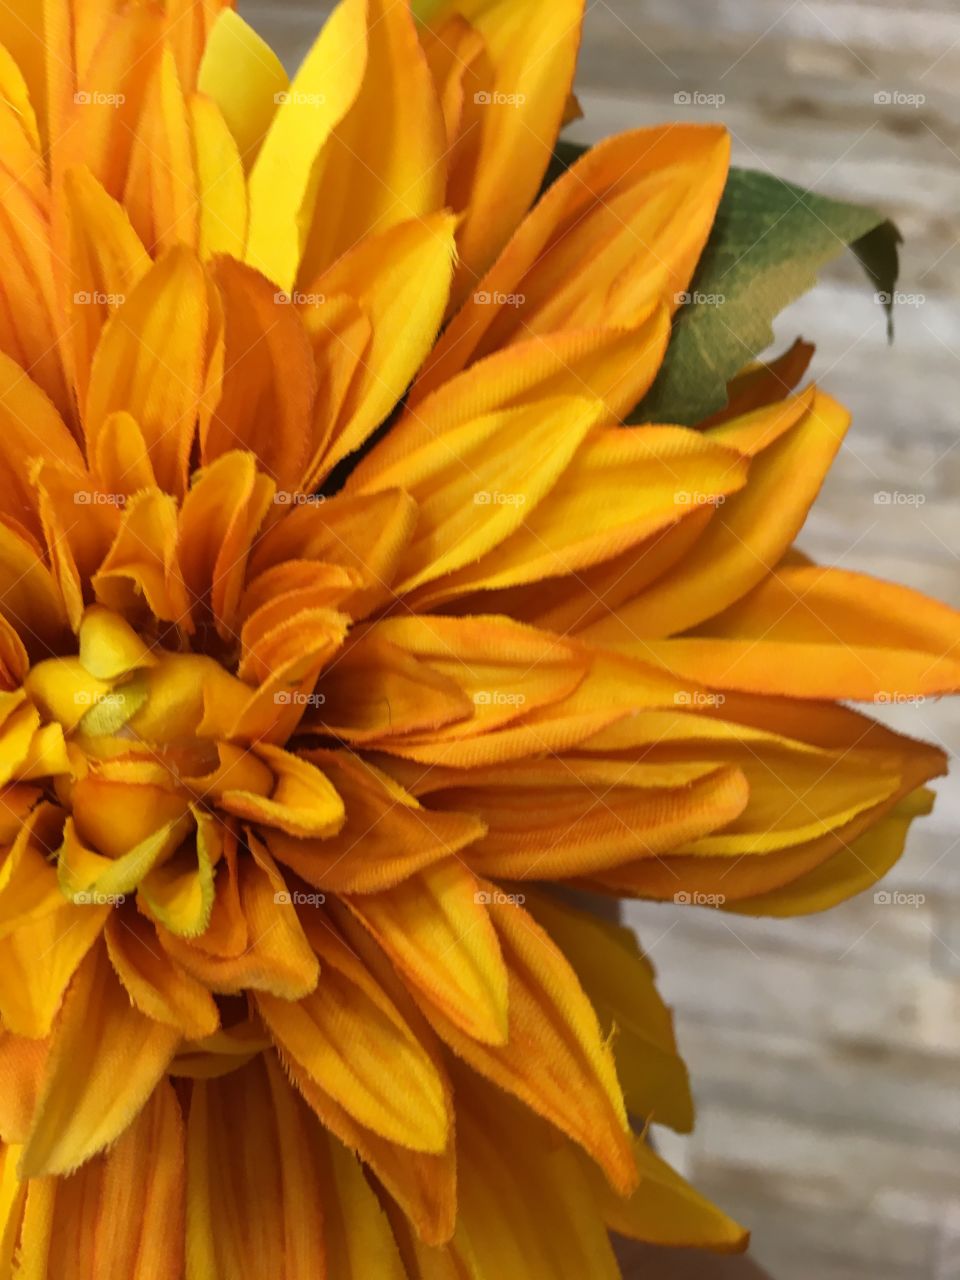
[251,4,960,1276]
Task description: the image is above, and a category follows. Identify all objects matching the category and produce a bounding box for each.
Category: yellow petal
[296,0,447,284]
[15,1082,186,1280]
[177,450,275,639]
[159,844,319,999]
[670,563,960,700]
[596,1136,749,1253]
[197,9,289,169]
[349,395,603,592]
[20,940,181,1177]
[190,92,248,260]
[245,0,368,290]
[104,907,219,1040]
[77,604,157,679]
[423,0,585,299]
[0,897,107,1038]
[412,422,747,607]
[525,890,693,1132]
[301,213,457,485]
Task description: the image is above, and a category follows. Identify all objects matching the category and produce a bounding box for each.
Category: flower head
[0,0,956,1274]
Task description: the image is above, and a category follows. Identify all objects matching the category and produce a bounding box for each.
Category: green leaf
[632,167,901,426]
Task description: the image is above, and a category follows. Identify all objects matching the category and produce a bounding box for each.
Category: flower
[0,0,956,1274]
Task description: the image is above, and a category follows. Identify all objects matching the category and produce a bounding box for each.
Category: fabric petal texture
[0,1,954,1276]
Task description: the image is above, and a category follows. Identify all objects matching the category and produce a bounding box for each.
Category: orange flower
[0,1,955,1275]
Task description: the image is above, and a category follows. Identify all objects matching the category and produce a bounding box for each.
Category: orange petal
[582,389,849,646]
[419,757,748,878]
[158,844,319,999]
[177,450,275,639]
[85,249,209,497]
[123,48,198,254]
[419,123,730,393]
[267,750,485,894]
[422,0,586,300]
[186,1055,326,1279]
[346,859,509,1045]
[248,489,418,620]
[258,914,450,1154]
[202,260,316,490]
[415,893,636,1195]
[665,563,960,700]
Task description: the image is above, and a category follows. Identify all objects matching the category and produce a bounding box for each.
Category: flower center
[5,606,343,923]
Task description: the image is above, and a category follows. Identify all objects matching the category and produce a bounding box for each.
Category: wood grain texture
[246,4,960,1277]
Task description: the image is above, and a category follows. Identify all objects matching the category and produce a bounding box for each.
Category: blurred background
[251,3,960,1276]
